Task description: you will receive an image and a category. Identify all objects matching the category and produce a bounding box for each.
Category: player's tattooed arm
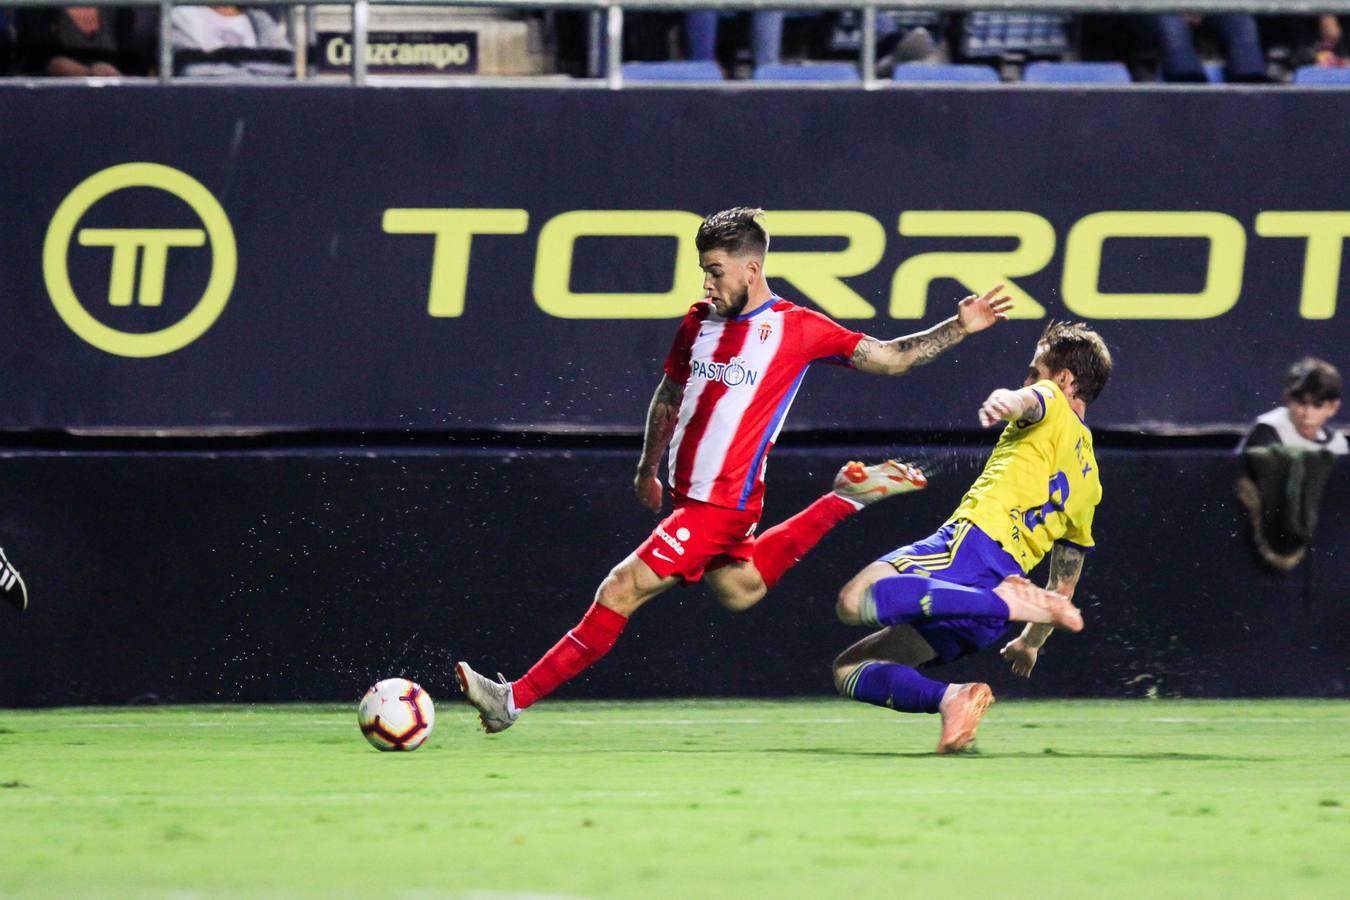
[634,375,684,512]
[850,321,965,376]
[1026,544,1086,646]
[1002,543,1085,677]
[851,284,1013,376]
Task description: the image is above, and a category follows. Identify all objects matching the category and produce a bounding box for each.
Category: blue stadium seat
[1293,66,1350,85]
[1023,62,1131,84]
[961,13,1071,60]
[893,63,999,83]
[1153,62,1226,84]
[753,62,859,82]
[620,61,724,82]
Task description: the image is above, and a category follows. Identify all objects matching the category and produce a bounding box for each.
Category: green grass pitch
[2,699,1348,898]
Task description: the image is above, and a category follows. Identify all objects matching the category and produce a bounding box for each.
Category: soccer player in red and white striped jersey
[455,208,1013,733]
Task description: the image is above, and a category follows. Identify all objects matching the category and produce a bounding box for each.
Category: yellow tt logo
[43,163,236,357]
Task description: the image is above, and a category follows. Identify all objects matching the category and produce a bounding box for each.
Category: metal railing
[6,0,1350,87]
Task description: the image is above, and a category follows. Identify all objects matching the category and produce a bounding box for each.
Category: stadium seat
[753,62,859,82]
[1152,62,1226,84]
[1023,62,1131,84]
[961,12,1071,60]
[620,61,724,82]
[893,63,999,83]
[1293,66,1350,85]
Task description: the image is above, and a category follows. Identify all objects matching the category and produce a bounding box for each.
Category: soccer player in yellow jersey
[832,322,1113,753]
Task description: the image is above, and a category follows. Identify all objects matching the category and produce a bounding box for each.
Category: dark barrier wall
[2,85,1349,432]
[1,444,1346,706]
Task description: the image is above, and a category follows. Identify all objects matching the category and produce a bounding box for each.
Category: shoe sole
[937,684,995,754]
[836,460,927,502]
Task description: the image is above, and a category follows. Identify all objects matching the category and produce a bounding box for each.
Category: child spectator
[1236,358,1346,571]
[171,5,291,78]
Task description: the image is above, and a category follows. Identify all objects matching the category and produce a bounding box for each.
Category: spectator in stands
[1307,15,1348,66]
[1144,13,1267,82]
[873,12,943,76]
[823,11,942,76]
[13,6,151,76]
[684,10,783,71]
[171,5,291,78]
[1250,14,1346,74]
[1290,15,1348,68]
[1235,358,1346,572]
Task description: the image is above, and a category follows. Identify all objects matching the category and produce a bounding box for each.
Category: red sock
[511,602,628,710]
[751,493,859,589]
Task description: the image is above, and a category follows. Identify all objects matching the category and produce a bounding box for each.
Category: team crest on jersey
[758,322,773,343]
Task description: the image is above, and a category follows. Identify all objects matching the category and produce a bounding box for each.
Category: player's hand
[1000,637,1040,678]
[979,388,1022,428]
[634,471,664,513]
[956,284,1013,334]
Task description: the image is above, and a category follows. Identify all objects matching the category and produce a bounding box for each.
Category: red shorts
[635,496,761,583]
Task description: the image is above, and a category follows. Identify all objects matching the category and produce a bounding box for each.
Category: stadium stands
[753,62,858,82]
[1292,64,1350,84]
[3,3,1350,87]
[1023,61,1132,83]
[620,60,724,81]
[960,12,1072,61]
[892,62,999,83]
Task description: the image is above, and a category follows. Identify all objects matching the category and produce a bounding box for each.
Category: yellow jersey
[946,379,1101,573]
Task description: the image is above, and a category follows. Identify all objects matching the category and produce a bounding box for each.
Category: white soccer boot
[0,547,27,612]
[832,459,928,507]
[454,661,519,734]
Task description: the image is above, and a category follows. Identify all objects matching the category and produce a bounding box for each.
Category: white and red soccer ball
[357,678,435,751]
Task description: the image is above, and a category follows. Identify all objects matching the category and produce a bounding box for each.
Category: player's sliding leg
[707,460,926,612]
[832,625,992,754]
[839,567,1082,632]
[456,554,675,733]
[834,625,942,714]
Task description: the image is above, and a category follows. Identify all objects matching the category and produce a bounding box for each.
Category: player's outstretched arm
[978,385,1047,429]
[1001,543,1086,678]
[634,375,685,512]
[851,284,1013,376]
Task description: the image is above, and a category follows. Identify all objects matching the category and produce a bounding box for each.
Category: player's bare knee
[831,660,854,695]
[717,583,766,613]
[595,570,640,617]
[835,585,862,626]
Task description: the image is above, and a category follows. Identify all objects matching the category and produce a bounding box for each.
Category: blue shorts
[874,520,1022,665]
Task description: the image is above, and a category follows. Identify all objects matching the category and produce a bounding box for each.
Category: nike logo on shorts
[652,549,673,562]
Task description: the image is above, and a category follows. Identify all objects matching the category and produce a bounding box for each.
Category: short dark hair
[1038,321,1112,404]
[695,207,769,258]
[1285,357,1342,403]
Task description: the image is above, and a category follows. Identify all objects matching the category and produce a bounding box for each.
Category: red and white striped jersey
[663,297,865,515]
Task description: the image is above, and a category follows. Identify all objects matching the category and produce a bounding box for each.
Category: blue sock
[861,574,1009,627]
[841,662,946,714]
